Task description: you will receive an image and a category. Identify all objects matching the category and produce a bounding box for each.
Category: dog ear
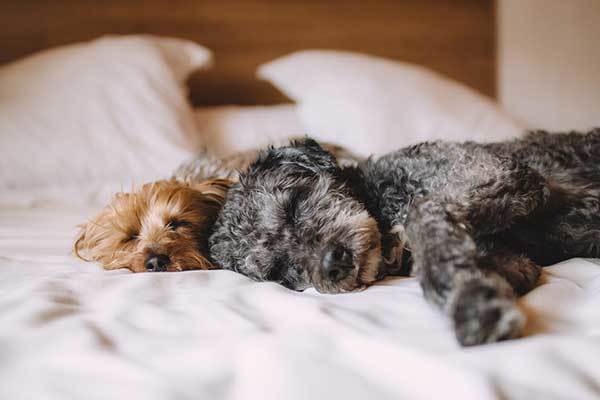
[73,190,139,265]
[289,137,322,151]
[287,137,338,172]
[338,164,371,203]
[242,137,338,185]
[73,222,91,261]
[187,179,232,205]
[73,209,111,263]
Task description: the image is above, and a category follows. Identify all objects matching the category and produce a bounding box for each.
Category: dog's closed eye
[284,188,309,224]
[168,219,192,230]
[122,233,138,244]
[265,257,287,282]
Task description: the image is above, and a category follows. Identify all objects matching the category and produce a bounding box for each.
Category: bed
[2,205,600,399]
[1,2,599,399]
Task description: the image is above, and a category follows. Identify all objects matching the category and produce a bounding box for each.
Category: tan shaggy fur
[74,179,231,272]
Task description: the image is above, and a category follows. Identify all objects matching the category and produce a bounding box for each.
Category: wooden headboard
[1,0,496,105]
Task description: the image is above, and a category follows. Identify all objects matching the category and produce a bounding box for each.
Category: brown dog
[74,179,230,272]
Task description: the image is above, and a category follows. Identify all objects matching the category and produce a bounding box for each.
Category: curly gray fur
[173,142,362,183]
[209,129,600,346]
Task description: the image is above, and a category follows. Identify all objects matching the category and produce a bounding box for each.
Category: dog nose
[145,254,170,272]
[321,246,353,282]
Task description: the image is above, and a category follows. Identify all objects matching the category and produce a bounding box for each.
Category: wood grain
[0,0,496,105]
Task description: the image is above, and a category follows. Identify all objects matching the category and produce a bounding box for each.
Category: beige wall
[498,0,600,131]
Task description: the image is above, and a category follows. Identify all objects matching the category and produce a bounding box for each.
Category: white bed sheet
[1,208,599,400]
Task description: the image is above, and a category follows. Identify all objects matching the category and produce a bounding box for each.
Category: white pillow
[193,105,306,156]
[258,50,525,156]
[0,35,211,207]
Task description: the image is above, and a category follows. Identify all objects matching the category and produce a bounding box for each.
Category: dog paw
[451,283,525,346]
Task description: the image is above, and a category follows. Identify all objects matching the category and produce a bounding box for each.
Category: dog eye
[265,257,287,282]
[168,219,191,230]
[285,188,308,223]
[122,234,138,243]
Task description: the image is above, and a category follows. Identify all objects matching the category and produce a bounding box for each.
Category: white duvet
[1,208,599,400]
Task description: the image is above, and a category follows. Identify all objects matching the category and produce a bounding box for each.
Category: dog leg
[465,158,550,236]
[499,177,600,264]
[405,197,525,346]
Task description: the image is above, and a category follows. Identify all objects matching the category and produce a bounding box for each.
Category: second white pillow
[258,50,525,156]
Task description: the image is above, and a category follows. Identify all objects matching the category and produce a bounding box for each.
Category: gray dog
[209,130,600,345]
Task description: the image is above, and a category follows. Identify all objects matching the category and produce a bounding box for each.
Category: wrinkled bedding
[1,208,599,399]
